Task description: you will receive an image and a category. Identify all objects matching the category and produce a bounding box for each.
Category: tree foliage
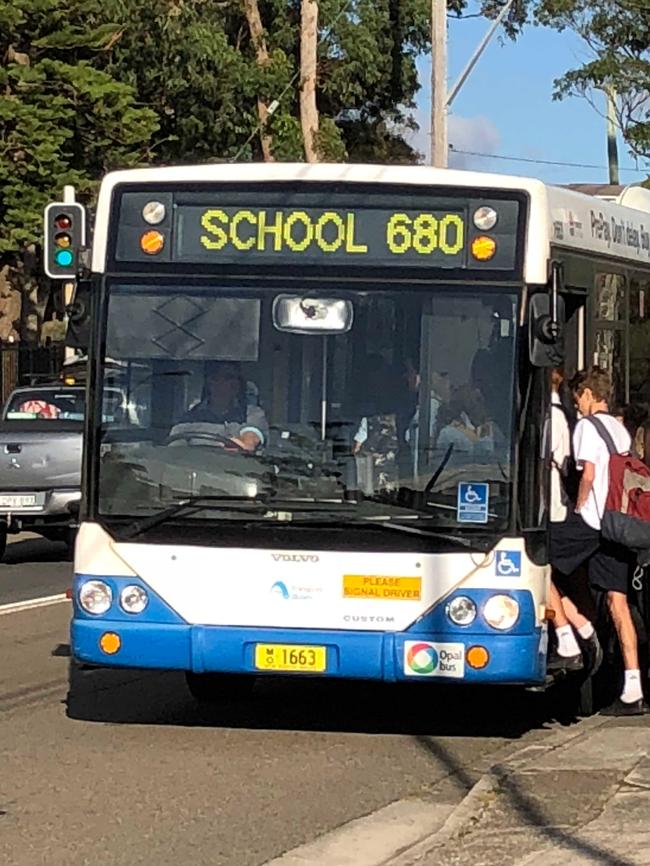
[96,0,435,164]
[0,0,158,255]
[536,0,650,159]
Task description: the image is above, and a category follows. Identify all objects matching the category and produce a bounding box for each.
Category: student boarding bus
[64,165,650,703]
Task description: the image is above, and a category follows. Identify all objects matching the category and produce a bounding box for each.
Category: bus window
[595,273,626,321]
[630,276,650,405]
[592,272,627,406]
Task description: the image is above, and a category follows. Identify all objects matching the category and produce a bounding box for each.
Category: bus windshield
[97,282,516,530]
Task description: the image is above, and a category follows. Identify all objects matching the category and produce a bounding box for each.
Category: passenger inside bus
[352,354,402,491]
[436,386,505,457]
[168,360,269,452]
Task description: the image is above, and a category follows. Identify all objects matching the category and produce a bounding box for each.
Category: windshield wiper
[366,520,493,550]
[283,512,494,551]
[122,496,269,539]
[121,495,361,540]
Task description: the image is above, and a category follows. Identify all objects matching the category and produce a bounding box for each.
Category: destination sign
[112,189,521,271]
[176,205,468,267]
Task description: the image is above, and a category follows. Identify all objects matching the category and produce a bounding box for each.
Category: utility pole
[606,86,620,185]
[431,0,448,168]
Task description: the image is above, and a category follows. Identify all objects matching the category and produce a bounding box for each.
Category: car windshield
[97,283,517,530]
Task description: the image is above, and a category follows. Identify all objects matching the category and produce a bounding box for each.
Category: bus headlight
[447,596,477,626]
[473,206,498,231]
[119,585,149,614]
[78,580,112,615]
[483,595,520,630]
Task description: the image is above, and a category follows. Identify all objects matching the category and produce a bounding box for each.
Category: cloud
[408,106,501,170]
[448,115,501,169]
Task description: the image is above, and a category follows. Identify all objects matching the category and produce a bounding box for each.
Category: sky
[409,9,649,186]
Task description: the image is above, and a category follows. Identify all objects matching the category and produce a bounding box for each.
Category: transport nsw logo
[342,575,421,601]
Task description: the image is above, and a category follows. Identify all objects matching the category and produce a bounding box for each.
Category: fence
[0,344,66,404]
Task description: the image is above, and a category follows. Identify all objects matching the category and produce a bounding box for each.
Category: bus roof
[93,163,650,283]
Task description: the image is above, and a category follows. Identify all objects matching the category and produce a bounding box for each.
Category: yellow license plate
[254,643,327,673]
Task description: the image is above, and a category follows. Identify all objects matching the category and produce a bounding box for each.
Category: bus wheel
[185,672,255,703]
[0,525,7,561]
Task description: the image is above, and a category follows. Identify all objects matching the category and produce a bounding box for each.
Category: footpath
[396,714,650,866]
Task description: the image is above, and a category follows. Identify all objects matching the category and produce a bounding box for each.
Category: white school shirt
[550,392,571,523]
[573,412,631,530]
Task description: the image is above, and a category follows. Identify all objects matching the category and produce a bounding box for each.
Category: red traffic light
[54,214,72,230]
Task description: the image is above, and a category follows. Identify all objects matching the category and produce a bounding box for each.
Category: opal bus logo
[406,642,438,674]
[404,640,466,678]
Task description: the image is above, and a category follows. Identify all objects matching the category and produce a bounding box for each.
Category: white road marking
[0,593,69,617]
[260,798,454,866]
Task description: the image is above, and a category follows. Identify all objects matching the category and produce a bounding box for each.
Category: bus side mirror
[529,293,565,367]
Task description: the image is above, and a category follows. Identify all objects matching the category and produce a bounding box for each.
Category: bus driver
[170,360,269,452]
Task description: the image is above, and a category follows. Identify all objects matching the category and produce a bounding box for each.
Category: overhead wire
[448,146,647,174]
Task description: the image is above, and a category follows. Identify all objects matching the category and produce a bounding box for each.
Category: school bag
[587,414,650,558]
[551,402,580,506]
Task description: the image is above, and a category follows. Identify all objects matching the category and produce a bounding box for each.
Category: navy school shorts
[550,511,632,594]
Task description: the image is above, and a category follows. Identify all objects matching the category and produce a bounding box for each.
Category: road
[1,538,574,866]
[1,534,71,605]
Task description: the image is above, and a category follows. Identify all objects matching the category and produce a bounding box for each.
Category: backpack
[551,402,580,506]
[587,414,650,558]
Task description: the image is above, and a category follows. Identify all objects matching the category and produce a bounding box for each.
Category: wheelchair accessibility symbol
[496,551,522,577]
[457,482,489,524]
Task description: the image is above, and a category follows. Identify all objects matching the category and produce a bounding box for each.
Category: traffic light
[44,202,86,279]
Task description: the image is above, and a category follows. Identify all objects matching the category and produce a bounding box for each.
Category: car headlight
[483,594,520,630]
[119,585,148,614]
[447,595,477,626]
[78,580,112,615]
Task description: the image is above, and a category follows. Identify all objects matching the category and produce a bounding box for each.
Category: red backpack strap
[587,415,619,455]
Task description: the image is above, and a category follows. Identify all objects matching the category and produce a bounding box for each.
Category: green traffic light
[54,249,74,268]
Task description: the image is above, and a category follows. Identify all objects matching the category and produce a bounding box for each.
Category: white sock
[556,624,580,657]
[577,622,595,640]
[621,670,643,704]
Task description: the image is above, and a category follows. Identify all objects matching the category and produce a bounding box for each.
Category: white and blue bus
[67,164,650,702]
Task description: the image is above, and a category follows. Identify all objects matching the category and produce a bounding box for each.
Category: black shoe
[547,650,584,673]
[600,697,650,716]
[581,633,603,677]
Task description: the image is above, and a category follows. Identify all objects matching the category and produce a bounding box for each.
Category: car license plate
[254,643,327,673]
[0,493,41,509]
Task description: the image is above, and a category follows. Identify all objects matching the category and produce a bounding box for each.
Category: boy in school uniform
[559,367,648,715]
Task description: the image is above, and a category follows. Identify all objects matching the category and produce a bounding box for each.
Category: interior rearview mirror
[529,293,565,367]
[273,295,353,334]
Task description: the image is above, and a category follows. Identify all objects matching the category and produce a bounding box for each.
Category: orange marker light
[471,235,497,261]
[99,632,121,655]
[466,646,490,670]
[140,230,165,255]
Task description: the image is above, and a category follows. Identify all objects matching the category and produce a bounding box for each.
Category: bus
[66,164,650,703]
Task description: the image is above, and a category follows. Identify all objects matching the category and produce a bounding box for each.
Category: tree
[300,0,319,162]
[0,0,158,349]
[99,0,445,163]
[536,0,650,159]
[0,0,158,255]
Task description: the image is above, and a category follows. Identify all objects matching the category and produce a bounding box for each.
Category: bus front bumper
[71,620,547,685]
